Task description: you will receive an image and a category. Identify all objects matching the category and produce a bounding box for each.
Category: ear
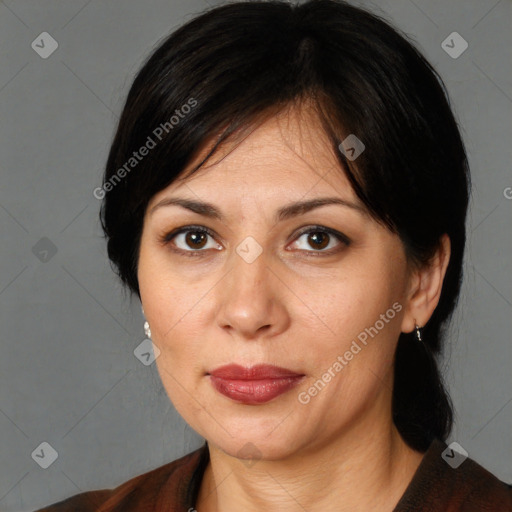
[401,233,451,334]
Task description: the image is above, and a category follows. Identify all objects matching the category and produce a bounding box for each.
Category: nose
[215,247,290,340]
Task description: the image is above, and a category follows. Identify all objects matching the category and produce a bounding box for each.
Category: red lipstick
[208,364,304,404]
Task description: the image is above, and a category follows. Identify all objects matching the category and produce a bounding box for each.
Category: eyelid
[292,225,351,247]
[160,224,221,256]
[161,224,218,244]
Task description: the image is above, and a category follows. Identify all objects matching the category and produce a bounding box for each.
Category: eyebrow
[150,195,367,222]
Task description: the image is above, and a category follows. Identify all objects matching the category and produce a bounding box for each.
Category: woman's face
[138,107,415,460]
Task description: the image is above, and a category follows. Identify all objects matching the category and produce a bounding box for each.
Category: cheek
[138,255,211,374]
[296,260,406,388]
[305,263,401,335]
[138,238,185,333]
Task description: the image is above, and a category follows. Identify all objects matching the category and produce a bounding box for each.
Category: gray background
[0,0,510,510]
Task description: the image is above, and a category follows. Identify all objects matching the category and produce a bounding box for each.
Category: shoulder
[395,439,512,511]
[450,455,512,510]
[32,489,113,512]
[33,444,207,512]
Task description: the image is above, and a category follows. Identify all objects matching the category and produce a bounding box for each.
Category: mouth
[207,364,305,405]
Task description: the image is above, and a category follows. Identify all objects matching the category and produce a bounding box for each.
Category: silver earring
[414,323,423,342]
[144,320,151,339]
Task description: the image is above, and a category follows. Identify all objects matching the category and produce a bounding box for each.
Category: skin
[137,104,451,512]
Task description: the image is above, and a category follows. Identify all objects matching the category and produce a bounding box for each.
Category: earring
[144,320,151,339]
[414,323,423,342]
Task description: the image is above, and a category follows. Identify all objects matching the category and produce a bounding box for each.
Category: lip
[207,364,305,405]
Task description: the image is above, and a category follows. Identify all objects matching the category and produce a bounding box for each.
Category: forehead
[149,106,359,207]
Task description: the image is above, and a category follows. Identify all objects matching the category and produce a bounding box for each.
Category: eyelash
[160,224,351,258]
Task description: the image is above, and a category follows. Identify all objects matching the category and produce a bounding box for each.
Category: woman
[36,0,511,510]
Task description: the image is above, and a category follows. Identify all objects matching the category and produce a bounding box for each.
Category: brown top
[34,439,512,511]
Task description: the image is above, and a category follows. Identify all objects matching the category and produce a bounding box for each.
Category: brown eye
[185,231,208,249]
[163,226,222,254]
[307,232,330,250]
[290,226,350,254]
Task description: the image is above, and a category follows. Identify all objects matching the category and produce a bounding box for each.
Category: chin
[206,424,303,462]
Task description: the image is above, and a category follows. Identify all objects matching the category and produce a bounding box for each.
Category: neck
[195,404,425,512]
